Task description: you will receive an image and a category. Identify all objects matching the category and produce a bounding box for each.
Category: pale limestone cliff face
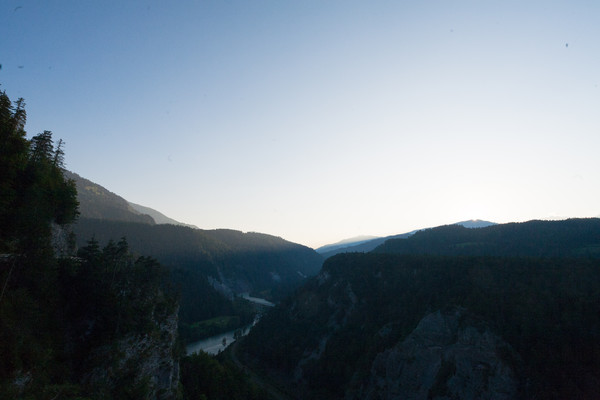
[362,307,520,400]
[84,310,180,399]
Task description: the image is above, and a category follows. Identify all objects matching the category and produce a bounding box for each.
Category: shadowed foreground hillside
[0,91,179,399]
[241,240,600,399]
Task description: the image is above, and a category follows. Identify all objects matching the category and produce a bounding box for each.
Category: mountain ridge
[128,201,199,228]
[65,170,202,229]
[317,219,496,258]
[65,170,323,347]
[373,218,600,257]
[315,235,379,253]
[64,170,155,224]
[241,218,600,399]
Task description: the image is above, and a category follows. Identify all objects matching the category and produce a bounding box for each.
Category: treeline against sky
[374,219,600,257]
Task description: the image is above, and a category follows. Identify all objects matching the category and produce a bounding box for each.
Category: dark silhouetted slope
[241,220,600,399]
[374,218,600,257]
[66,171,323,346]
[73,218,324,341]
[64,170,155,224]
[318,220,496,259]
[74,219,323,298]
[0,92,179,399]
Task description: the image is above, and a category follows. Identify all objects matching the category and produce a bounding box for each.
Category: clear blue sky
[2,0,599,248]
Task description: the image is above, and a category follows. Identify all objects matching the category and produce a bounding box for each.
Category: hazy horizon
[2,1,599,248]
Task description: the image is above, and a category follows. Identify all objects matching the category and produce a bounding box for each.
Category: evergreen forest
[0,90,266,399]
[241,226,600,399]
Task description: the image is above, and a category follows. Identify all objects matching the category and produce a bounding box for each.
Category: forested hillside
[240,226,600,399]
[374,218,600,257]
[73,215,323,343]
[318,220,496,259]
[63,170,155,224]
[74,218,323,298]
[62,167,323,345]
[64,170,198,228]
[0,91,179,399]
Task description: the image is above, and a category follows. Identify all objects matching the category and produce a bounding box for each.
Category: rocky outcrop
[84,310,180,399]
[51,222,76,257]
[362,307,520,400]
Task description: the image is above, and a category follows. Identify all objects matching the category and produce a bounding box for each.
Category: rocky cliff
[83,308,181,399]
[362,307,520,400]
[60,239,182,399]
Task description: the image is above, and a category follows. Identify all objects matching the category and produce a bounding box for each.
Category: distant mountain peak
[454,219,497,228]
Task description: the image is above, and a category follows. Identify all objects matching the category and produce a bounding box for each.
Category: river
[239,292,276,307]
[185,294,274,355]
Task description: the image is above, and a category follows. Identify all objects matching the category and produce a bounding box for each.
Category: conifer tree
[0,91,79,397]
